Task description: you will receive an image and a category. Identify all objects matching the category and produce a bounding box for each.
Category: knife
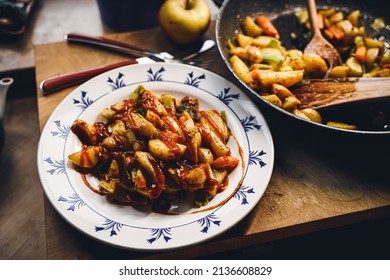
[39,57,155,96]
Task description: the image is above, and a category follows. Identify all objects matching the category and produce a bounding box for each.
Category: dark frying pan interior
[216,0,390,134]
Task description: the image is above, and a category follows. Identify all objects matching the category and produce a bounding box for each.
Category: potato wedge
[130,112,158,138]
[251,69,304,89]
[183,166,207,185]
[200,109,229,142]
[242,16,263,37]
[236,33,254,47]
[209,130,231,158]
[326,121,357,130]
[181,116,202,163]
[302,53,328,78]
[198,147,214,164]
[272,83,294,101]
[229,55,252,84]
[148,139,186,161]
[68,146,100,168]
[328,65,350,78]
[299,108,323,123]
[134,151,157,182]
[262,94,282,107]
[140,91,167,116]
[282,95,301,111]
[70,119,99,145]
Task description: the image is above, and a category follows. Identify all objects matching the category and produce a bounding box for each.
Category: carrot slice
[255,15,280,39]
[355,45,367,64]
[327,25,345,41]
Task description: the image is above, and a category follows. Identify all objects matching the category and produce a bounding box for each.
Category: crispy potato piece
[130,112,158,138]
[292,109,311,121]
[229,55,252,84]
[282,95,301,111]
[183,166,207,185]
[209,130,231,158]
[252,36,281,48]
[251,69,304,89]
[98,180,118,194]
[328,65,350,78]
[346,56,363,77]
[242,16,263,37]
[236,33,254,47]
[140,91,168,116]
[365,48,379,70]
[247,46,263,64]
[110,120,126,135]
[181,116,202,163]
[200,110,230,142]
[70,119,99,145]
[198,147,214,164]
[101,135,131,150]
[287,49,306,71]
[68,146,100,168]
[262,94,282,107]
[272,83,294,101]
[148,139,186,161]
[229,46,250,60]
[302,53,328,78]
[134,151,157,182]
[162,115,184,138]
[326,121,357,130]
[299,108,323,123]
[146,110,164,129]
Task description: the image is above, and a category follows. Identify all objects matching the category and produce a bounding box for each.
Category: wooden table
[35,22,390,259]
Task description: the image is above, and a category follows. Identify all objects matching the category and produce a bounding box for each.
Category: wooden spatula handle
[293,77,390,109]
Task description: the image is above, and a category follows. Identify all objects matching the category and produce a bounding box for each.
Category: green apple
[159,0,211,45]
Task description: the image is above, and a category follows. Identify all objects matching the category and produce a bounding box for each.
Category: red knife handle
[66,32,147,52]
[40,59,138,96]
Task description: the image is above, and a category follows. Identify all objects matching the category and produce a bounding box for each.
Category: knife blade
[40,57,155,96]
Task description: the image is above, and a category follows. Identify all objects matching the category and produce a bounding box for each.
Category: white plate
[37,63,274,251]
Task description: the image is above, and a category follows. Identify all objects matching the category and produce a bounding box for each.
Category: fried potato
[251,69,304,89]
[229,55,252,84]
[148,139,186,161]
[68,146,100,168]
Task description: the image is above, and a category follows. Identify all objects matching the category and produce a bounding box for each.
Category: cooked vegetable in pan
[68,85,240,211]
[228,8,389,130]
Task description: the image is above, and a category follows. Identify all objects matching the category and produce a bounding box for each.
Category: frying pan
[216,0,390,142]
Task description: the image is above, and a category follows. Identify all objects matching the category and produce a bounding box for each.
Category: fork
[65,32,215,65]
[40,37,215,95]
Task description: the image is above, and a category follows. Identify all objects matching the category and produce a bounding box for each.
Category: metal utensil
[40,39,215,95]
[66,32,215,65]
[304,0,342,70]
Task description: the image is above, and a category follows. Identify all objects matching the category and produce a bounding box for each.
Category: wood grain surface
[34,23,390,259]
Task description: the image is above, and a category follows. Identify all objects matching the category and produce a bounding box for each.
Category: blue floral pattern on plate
[37,63,274,251]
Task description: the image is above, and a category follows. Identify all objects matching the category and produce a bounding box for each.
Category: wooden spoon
[304,0,342,69]
[292,77,390,109]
